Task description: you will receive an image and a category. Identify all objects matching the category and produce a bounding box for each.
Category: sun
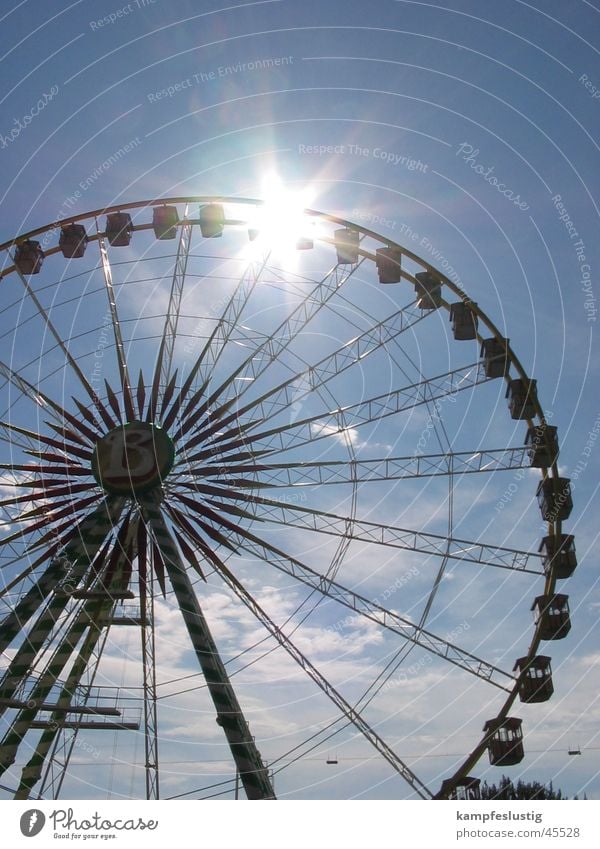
[245,175,317,266]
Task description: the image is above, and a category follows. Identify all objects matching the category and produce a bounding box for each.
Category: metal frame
[0,198,570,801]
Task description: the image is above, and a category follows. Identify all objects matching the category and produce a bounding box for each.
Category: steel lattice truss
[0,198,573,802]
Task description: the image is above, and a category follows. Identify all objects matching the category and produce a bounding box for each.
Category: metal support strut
[141,497,275,800]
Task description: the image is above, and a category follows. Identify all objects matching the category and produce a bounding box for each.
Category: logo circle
[91,421,175,495]
[19,810,45,837]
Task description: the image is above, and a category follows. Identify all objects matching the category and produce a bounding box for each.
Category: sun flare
[245,175,317,265]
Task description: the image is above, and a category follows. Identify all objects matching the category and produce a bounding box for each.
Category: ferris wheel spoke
[135,369,146,418]
[161,503,211,577]
[160,249,272,433]
[101,511,136,589]
[45,421,93,450]
[0,483,94,513]
[0,470,95,503]
[180,361,488,466]
[179,446,530,487]
[202,484,360,588]
[170,525,208,582]
[145,208,192,419]
[0,426,37,454]
[97,230,135,421]
[169,262,332,438]
[329,284,437,381]
[103,380,123,424]
[183,298,426,451]
[175,484,543,575]
[164,507,227,580]
[0,462,90,476]
[12,492,100,533]
[170,489,253,532]
[0,361,99,444]
[70,399,105,439]
[172,489,260,527]
[20,516,99,562]
[199,362,475,460]
[0,493,101,549]
[173,501,513,690]
[1,480,95,504]
[173,258,368,440]
[0,361,60,430]
[12,267,118,432]
[209,552,433,799]
[187,250,273,388]
[0,421,93,462]
[21,451,88,469]
[158,370,179,421]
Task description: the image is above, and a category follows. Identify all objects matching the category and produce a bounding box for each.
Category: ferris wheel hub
[91,420,175,495]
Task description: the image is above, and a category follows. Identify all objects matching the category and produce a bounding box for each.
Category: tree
[480,775,564,800]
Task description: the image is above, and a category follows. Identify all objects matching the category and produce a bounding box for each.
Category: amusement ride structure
[0,197,576,800]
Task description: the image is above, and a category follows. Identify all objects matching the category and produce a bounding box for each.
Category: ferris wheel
[0,196,576,801]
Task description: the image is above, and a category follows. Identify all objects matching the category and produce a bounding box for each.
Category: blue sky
[0,0,598,801]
